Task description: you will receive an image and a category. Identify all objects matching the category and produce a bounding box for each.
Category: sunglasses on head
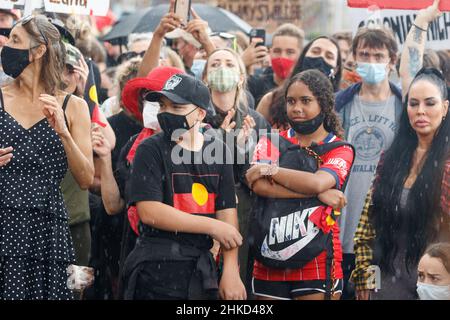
[209,32,236,40]
[117,51,145,65]
[415,67,445,81]
[19,15,48,46]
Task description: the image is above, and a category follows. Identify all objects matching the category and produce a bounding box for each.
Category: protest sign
[44,0,109,16]
[217,0,302,33]
[0,0,25,9]
[350,7,450,50]
[348,0,450,11]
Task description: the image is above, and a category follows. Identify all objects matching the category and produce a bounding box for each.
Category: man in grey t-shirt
[334,27,403,299]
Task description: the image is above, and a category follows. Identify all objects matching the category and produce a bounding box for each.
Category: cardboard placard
[348,0,450,11]
[217,0,302,33]
[351,8,450,50]
[0,0,25,9]
[44,0,109,16]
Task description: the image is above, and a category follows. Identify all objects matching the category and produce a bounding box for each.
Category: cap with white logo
[145,73,212,111]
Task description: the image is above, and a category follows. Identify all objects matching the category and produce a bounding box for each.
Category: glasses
[20,15,48,46]
[117,50,145,65]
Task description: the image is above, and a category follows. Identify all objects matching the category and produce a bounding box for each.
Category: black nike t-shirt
[129,132,237,250]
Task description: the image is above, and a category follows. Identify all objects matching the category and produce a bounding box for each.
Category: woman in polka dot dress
[0,16,94,299]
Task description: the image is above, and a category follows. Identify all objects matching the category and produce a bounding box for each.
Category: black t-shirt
[129,133,237,250]
[108,111,143,170]
[247,67,277,107]
[115,134,139,203]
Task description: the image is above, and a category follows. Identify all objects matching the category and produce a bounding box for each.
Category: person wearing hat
[122,73,246,300]
[136,0,215,80]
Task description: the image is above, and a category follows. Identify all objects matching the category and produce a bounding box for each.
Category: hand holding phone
[250,29,266,47]
[175,0,191,27]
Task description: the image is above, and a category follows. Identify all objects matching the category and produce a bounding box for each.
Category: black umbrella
[101,3,252,42]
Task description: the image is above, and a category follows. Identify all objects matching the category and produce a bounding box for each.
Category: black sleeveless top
[0,90,75,300]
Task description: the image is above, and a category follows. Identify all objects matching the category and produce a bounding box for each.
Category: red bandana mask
[271,57,295,79]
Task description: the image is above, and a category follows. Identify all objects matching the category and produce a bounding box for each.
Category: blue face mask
[356,62,388,85]
[191,59,206,79]
[417,282,450,300]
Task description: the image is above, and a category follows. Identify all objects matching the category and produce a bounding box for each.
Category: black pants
[341,253,356,300]
[131,261,219,300]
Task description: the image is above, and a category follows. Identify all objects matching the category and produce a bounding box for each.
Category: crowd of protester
[0,0,449,300]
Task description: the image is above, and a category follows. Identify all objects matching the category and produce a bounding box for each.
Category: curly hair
[284,69,344,138]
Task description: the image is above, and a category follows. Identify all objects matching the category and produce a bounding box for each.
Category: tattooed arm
[399,0,443,99]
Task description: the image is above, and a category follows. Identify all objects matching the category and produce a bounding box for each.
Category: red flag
[84,60,107,127]
[172,173,219,216]
[347,0,450,10]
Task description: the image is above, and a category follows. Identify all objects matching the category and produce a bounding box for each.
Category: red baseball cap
[121,66,185,121]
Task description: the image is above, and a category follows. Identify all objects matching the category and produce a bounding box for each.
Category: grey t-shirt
[339,94,401,254]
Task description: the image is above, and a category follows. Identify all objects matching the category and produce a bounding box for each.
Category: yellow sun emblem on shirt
[192,183,208,206]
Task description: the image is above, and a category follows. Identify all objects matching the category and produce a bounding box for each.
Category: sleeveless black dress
[0,91,75,300]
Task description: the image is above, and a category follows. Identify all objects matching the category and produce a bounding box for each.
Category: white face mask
[143,101,160,130]
[417,282,450,300]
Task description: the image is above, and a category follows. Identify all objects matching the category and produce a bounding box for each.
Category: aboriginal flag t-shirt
[129,132,236,250]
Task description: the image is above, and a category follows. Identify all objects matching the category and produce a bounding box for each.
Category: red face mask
[343,68,362,83]
[271,57,295,79]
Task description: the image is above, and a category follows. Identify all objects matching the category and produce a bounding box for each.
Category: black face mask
[157,108,198,141]
[1,46,31,79]
[288,112,325,135]
[302,56,335,80]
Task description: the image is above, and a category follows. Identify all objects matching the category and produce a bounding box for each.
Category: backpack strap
[263,132,297,157]
[62,94,71,129]
[310,140,353,156]
[0,88,3,112]
[324,232,334,300]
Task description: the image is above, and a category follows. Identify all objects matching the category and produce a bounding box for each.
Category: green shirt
[61,170,90,226]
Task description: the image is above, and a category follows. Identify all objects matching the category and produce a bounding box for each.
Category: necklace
[356,93,392,134]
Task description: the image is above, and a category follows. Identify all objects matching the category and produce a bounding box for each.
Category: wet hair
[423,243,450,274]
[115,57,142,111]
[436,50,450,85]
[284,69,344,138]
[76,36,107,65]
[372,68,450,274]
[332,31,353,49]
[272,23,305,50]
[161,46,185,72]
[21,15,67,95]
[352,27,398,65]
[269,36,342,129]
[128,32,153,48]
